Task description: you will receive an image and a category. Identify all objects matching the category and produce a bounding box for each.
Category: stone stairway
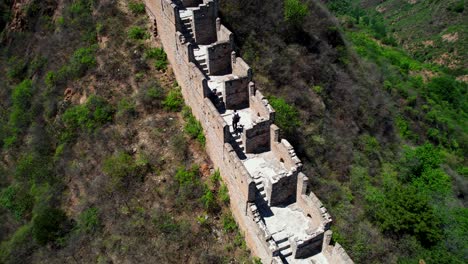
[193,47,209,75]
[195,55,209,75]
[254,177,267,202]
[233,133,244,152]
[272,233,293,258]
[180,17,195,42]
[250,203,262,223]
[147,0,354,263]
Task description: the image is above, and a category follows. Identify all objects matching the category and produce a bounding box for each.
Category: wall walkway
[143,1,353,263]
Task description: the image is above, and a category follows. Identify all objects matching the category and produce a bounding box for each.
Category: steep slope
[220,0,467,263]
[0,0,255,263]
[357,0,467,74]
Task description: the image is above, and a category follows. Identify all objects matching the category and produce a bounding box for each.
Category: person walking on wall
[232,110,240,133]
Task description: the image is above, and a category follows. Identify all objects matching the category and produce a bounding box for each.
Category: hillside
[220,0,467,263]
[0,0,255,263]
[327,0,467,75]
[0,0,466,263]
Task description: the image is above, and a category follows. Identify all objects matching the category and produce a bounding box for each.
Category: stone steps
[180,17,195,42]
[235,136,244,151]
[281,247,293,257]
[277,240,291,251]
[256,182,264,192]
[199,62,209,74]
[272,233,292,258]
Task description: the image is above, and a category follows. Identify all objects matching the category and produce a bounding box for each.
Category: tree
[284,0,309,26]
[32,207,69,245]
[366,184,443,247]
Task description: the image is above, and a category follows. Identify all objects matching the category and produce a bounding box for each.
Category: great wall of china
[143,1,353,263]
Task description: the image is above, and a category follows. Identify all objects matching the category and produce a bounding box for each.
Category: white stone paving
[265,203,313,241]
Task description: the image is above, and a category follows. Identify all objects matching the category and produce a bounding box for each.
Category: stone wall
[249,88,276,122]
[297,173,332,229]
[192,1,217,44]
[143,1,353,262]
[271,137,303,172]
[243,119,271,154]
[266,172,298,206]
[224,76,250,109]
[216,23,233,43]
[291,232,324,259]
[207,41,232,75]
[232,54,252,78]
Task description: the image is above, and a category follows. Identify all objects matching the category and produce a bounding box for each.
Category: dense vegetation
[334,0,467,73]
[0,0,255,263]
[220,0,466,263]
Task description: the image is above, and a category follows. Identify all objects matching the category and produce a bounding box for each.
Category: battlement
[144,0,353,262]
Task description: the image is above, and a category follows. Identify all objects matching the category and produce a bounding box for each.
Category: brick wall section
[224,76,250,109]
[217,23,233,43]
[192,1,217,44]
[144,1,353,262]
[207,41,232,75]
[243,119,271,154]
[232,55,252,78]
[249,89,276,122]
[266,172,298,206]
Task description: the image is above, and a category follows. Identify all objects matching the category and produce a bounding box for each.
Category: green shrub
[163,88,184,112]
[284,0,309,25]
[447,0,465,13]
[45,46,97,87]
[129,1,146,15]
[45,71,57,87]
[146,48,168,71]
[138,82,165,109]
[210,169,221,184]
[218,183,230,204]
[370,18,387,39]
[395,115,416,140]
[252,257,262,264]
[6,57,28,81]
[0,224,34,264]
[14,152,52,183]
[154,59,168,71]
[11,79,33,115]
[69,46,97,77]
[61,95,114,138]
[145,47,164,59]
[184,109,205,145]
[5,80,34,145]
[0,184,34,219]
[146,86,163,99]
[326,0,352,16]
[32,207,69,245]
[117,98,136,118]
[200,187,217,212]
[268,96,301,137]
[77,207,100,233]
[222,213,237,233]
[426,76,465,109]
[175,165,200,186]
[103,152,138,187]
[366,184,443,247]
[154,213,179,234]
[233,231,247,249]
[399,144,451,195]
[128,26,149,40]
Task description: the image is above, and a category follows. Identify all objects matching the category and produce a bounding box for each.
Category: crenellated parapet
[144,0,353,262]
